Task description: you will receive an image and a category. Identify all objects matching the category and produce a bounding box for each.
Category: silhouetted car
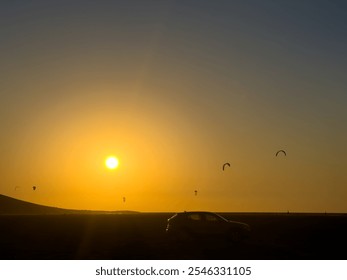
[166,211,251,242]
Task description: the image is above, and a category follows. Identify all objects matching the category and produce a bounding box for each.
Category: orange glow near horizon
[1,91,346,213]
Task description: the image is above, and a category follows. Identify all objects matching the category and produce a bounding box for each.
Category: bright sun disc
[105,156,119,169]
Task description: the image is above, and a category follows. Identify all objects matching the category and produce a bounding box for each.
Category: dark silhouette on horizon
[0,194,138,215]
[166,211,250,242]
[0,194,347,260]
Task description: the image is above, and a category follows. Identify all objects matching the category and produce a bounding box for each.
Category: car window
[205,214,220,222]
[187,213,201,221]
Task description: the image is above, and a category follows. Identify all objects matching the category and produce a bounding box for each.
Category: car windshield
[187,213,202,221]
[212,213,229,222]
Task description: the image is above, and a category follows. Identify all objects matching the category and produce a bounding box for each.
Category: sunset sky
[1,0,346,212]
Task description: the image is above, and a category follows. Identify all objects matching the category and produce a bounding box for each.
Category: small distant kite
[123,197,126,203]
[32,186,37,191]
[194,190,198,196]
[222,162,230,171]
[275,150,287,157]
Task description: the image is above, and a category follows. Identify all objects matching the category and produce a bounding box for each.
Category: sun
[105,156,119,169]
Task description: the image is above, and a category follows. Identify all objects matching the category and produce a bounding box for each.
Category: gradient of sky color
[1,0,346,212]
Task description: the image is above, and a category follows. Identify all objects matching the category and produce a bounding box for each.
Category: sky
[1,0,346,212]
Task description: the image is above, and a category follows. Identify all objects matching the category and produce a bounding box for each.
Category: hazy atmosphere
[1,0,346,212]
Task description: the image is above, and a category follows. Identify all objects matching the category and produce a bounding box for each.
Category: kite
[276,150,286,157]
[222,162,231,170]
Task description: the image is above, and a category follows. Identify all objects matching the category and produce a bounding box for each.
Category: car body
[166,211,251,242]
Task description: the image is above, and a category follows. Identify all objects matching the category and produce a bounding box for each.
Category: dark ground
[0,213,346,260]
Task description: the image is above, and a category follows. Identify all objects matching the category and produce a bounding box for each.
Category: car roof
[179,211,216,214]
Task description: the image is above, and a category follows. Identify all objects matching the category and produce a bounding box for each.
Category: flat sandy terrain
[1,213,346,260]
